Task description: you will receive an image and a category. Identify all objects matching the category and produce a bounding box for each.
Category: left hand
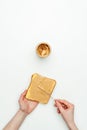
[18,90,39,115]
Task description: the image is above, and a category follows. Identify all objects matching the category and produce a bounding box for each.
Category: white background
[0,0,87,130]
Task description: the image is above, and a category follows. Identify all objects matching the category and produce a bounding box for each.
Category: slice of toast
[26,73,56,104]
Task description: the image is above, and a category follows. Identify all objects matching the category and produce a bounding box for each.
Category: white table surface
[0,0,87,130]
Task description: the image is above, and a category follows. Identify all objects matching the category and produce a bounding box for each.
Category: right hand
[54,99,78,130]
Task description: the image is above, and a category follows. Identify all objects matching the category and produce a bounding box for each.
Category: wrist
[68,122,78,130]
[18,109,28,117]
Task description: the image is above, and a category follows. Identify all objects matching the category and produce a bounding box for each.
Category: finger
[55,100,64,113]
[58,99,73,107]
[57,108,61,114]
[54,103,57,107]
[31,100,39,106]
[60,103,68,109]
[27,99,39,104]
[21,90,27,96]
[54,103,63,107]
[19,90,27,101]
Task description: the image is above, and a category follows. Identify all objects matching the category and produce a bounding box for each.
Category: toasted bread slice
[26,73,56,104]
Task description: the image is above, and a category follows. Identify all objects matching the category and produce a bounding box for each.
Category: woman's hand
[19,90,39,115]
[54,99,78,130]
[3,90,39,130]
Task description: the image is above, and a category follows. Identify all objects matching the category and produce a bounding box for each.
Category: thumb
[55,100,64,113]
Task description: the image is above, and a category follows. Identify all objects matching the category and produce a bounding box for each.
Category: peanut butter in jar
[36,43,51,58]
